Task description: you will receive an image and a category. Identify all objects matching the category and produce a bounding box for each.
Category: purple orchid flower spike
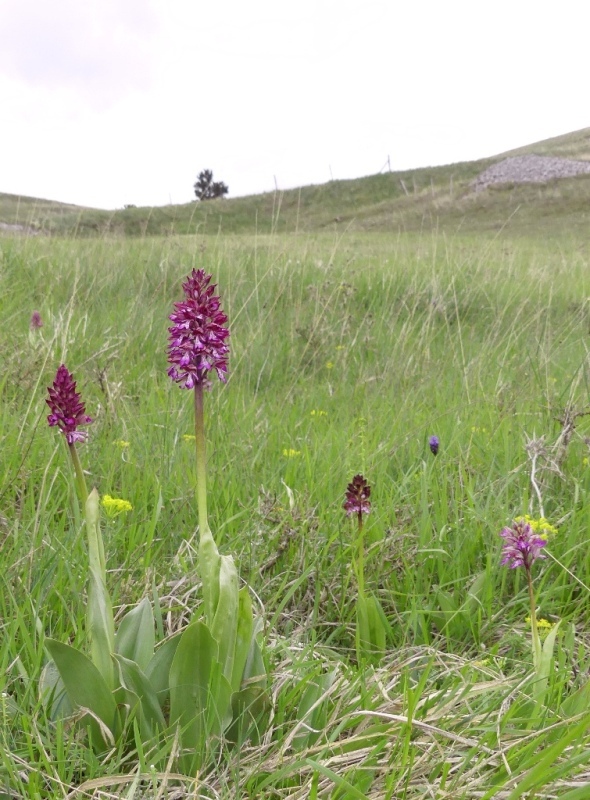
[500,519,547,571]
[167,268,230,390]
[429,435,439,456]
[499,517,548,673]
[46,365,93,444]
[344,474,372,519]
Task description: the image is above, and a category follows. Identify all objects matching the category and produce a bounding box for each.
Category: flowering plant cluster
[38,257,570,778]
[42,269,266,774]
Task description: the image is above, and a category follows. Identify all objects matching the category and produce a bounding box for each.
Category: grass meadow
[1,228,590,798]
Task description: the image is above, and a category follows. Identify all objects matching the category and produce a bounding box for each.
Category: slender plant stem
[529,453,545,518]
[356,513,365,597]
[193,383,209,534]
[526,567,541,671]
[68,442,88,506]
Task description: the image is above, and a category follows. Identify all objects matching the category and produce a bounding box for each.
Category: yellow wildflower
[326,361,334,370]
[310,410,327,417]
[515,515,558,540]
[183,434,196,442]
[101,495,133,517]
[114,439,130,448]
[335,345,345,351]
[525,616,556,639]
[282,448,301,458]
[525,616,554,629]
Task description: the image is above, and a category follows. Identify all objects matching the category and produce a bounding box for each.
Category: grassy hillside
[2,127,590,238]
[500,127,590,160]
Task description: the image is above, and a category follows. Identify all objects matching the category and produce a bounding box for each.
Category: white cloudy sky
[1,0,587,210]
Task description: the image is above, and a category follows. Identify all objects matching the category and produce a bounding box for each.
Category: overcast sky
[1,0,588,210]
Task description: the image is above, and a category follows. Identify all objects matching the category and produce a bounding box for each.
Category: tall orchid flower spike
[47,364,93,444]
[343,474,387,663]
[46,364,91,504]
[343,474,371,525]
[500,519,547,570]
[499,519,547,671]
[167,269,229,535]
[167,268,230,620]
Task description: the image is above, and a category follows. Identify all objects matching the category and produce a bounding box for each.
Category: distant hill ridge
[2,127,590,238]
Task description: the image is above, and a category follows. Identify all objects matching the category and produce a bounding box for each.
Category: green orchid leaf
[540,619,562,672]
[226,685,269,745]
[198,526,221,624]
[356,593,370,662]
[242,617,267,688]
[533,620,562,705]
[114,653,166,740]
[169,621,232,773]
[369,596,387,655]
[45,639,119,751]
[86,488,107,577]
[211,554,239,683]
[145,631,182,709]
[87,570,116,691]
[356,593,387,664]
[230,586,254,693]
[86,489,115,690]
[39,660,72,720]
[115,596,155,671]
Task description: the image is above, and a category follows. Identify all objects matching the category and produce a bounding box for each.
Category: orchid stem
[526,567,542,671]
[193,383,209,534]
[357,513,365,598]
[68,442,88,507]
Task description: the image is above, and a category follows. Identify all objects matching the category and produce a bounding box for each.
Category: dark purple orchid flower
[167,268,230,389]
[46,365,92,444]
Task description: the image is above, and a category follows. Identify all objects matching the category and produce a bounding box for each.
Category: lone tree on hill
[194,169,229,201]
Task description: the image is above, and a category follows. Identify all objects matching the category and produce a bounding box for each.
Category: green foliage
[168,620,232,772]
[43,640,119,750]
[2,228,590,795]
[355,593,389,664]
[41,487,267,773]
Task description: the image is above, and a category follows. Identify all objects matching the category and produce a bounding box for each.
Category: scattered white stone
[472,155,590,191]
